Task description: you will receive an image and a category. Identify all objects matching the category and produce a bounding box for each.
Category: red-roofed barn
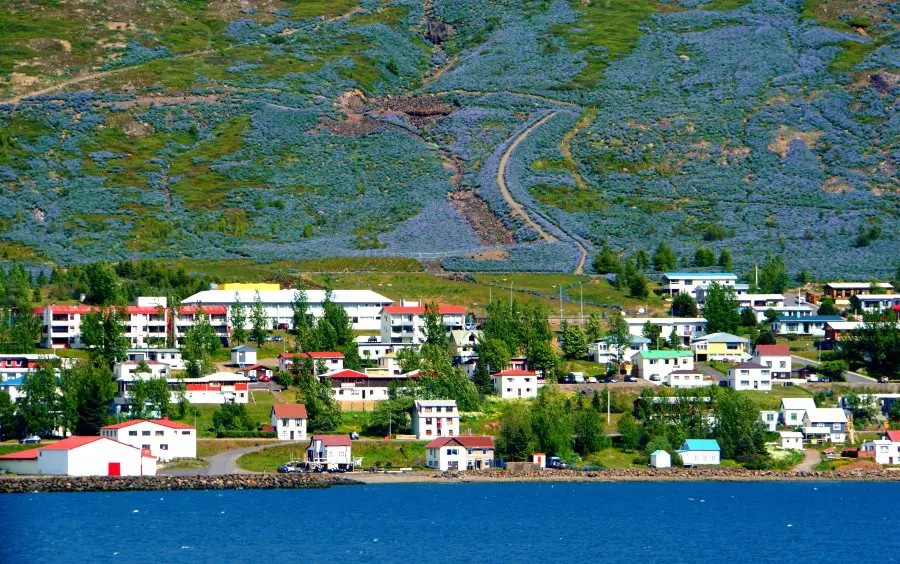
[0,436,156,476]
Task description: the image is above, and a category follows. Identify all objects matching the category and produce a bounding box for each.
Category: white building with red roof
[100,418,196,461]
[173,305,229,346]
[491,370,540,399]
[34,304,170,349]
[380,300,467,345]
[321,368,418,407]
[278,351,344,374]
[271,404,308,441]
[752,344,791,379]
[0,436,156,476]
[425,435,495,471]
[306,434,353,470]
[0,353,59,381]
[862,430,900,465]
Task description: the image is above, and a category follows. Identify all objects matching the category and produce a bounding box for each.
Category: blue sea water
[2,481,898,563]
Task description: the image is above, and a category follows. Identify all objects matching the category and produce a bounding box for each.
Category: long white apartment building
[662,272,738,299]
[181,287,393,331]
[852,294,900,313]
[380,301,467,345]
[624,317,708,346]
[750,303,818,324]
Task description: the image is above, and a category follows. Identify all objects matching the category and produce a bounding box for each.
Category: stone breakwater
[0,473,362,494]
[432,467,900,482]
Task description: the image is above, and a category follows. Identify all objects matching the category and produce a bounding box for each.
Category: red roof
[242,364,272,371]
[755,345,790,356]
[179,305,227,315]
[0,447,40,460]
[101,418,195,430]
[40,436,105,451]
[886,430,900,442]
[279,351,344,359]
[313,434,351,447]
[323,369,368,379]
[272,404,308,419]
[425,435,495,449]
[382,304,466,315]
[125,306,163,315]
[38,305,94,315]
[491,369,537,377]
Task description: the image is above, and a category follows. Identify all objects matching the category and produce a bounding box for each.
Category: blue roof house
[677,439,721,466]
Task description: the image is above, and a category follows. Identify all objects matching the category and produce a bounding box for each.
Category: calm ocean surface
[2,481,898,563]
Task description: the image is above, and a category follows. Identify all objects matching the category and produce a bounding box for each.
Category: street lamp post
[489,283,493,304]
[580,282,584,324]
[558,285,563,325]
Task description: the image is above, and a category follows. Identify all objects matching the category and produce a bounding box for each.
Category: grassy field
[196,438,281,458]
[584,447,641,469]
[189,390,280,438]
[741,386,816,410]
[236,439,428,472]
[0,441,50,456]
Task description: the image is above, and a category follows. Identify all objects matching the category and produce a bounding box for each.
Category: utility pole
[489,283,493,304]
[509,280,513,307]
[580,282,584,325]
[558,285,563,325]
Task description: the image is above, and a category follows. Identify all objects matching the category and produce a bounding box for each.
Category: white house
[0,436,156,476]
[691,332,751,363]
[625,318,708,346]
[231,345,257,367]
[173,305,230,346]
[126,348,184,371]
[780,398,817,428]
[306,435,353,471]
[182,288,394,331]
[650,450,671,469]
[632,350,694,382]
[771,315,844,337]
[425,435,494,471]
[35,304,168,349]
[114,360,171,381]
[380,301,467,345]
[751,304,818,324]
[760,410,779,432]
[735,294,786,309]
[450,329,481,363]
[666,370,710,389]
[752,345,791,379]
[322,368,406,406]
[861,430,900,465]
[676,439,721,466]
[114,371,250,412]
[271,404,308,441]
[590,336,650,367]
[0,353,59,381]
[411,400,460,440]
[278,351,344,374]
[802,408,848,443]
[725,362,772,391]
[779,431,804,450]
[491,370,540,399]
[852,293,900,313]
[100,419,197,462]
[661,272,738,298]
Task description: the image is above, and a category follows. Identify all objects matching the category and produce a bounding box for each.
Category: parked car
[272,335,283,342]
[278,462,304,473]
[649,374,661,382]
[624,376,638,383]
[247,374,258,382]
[367,336,378,343]
[259,375,271,382]
[818,377,831,383]
[20,435,41,444]
[603,376,619,383]
[586,376,598,383]
[878,376,889,384]
[547,456,568,470]
[349,432,360,440]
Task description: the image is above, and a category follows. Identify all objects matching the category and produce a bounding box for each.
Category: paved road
[160,443,284,477]
[695,363,726,383]
[795,448,821,472]
[791,355,875,384]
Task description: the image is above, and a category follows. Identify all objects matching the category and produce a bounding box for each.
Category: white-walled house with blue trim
[624,318,708,347]
[780,398,817,428]
[771,315,844,337]
[676,439,721,466]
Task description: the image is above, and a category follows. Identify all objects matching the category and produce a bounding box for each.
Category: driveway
[794,448,821,472]
[160,443,283,477]
[791,355,875,384]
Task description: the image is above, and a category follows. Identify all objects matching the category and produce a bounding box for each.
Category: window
[426,418,432,424]
[181,430,190,435]
[447,448,458,455]
[142,430,151,436]
[790,413,797,421]
[160,444,168,450]
[155,430,164,436]
[779,361,786,368]
[832,423,841,431]
[142,444,150,450]
[129,430,138,436]
[282,419,288,426]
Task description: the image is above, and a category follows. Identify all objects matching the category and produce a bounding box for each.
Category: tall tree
[715,389,768,462]
[574,409,608,455]
[481,299,521,358]
[717,249,734,271]
[592,245,621,274]
[652,243,677,272]
[250,292,268,344]
[693,247,716,267]
[312,290,361,370]
[60,362,116,435]
[841,318,899,377]
[477,337,510,375]
[496,401,534,461]
[605,311,632,373]
[229,294,247,345]
[423,302,449,348]
[703,282,741,334]
[560,321,588,360]
[530,383,573,457]
[618,413,640,451]
[585,312,602,342]
[633,249,650,271]
[642,321,662,349]
[0,390,15,439]
[84,261,124,305]
[817,297,839,316]
[80,309,129,370]
[182,311,220,378]
[298,373,341,432]
[671,293,699,317]
[128,377,173,419]
[19,365,63,436]
[758,255,790,294]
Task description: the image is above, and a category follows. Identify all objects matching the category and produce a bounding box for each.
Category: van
[568,372,585,383]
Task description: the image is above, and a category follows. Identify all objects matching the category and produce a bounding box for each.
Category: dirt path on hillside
[432,88,580,108]
[497,112,557,243]
[795,449,822,472]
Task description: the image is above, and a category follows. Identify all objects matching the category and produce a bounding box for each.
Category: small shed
[650,450,671,469]
[231,345,257,367]
[779,431,803,450]
[530,452,546,468]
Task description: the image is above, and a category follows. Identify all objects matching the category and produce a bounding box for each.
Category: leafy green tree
[667,328,680,349]
[471,362,494,396]
[311,290,361,370]
[60,362,116,435]
[80,309,129,369]
[423,302,448,348]
[560,321,588,360]
[481,299,521,358]
[521,304,557,378]
[496,401,534,461]
[693,247,716,267]
[740,308,757,327]
[19,365,63,436]
[418,345,481,411]
[477,337,510,375]
[585,312,602,342]
[624,259,649,298]
[841,391,878,424]
[291,286,315,348]
[250,292,268,344]
[574,409,609,455]
[671,293,698,317]
[84,261,123,305]
[795,269,810,285]
[183,311,220,378]
[298,373,341,432]
[841,319,899,377]
[715,389,768,462]
[128,377,173,419]
[642,321,662,349]
[618,413,640,451]
[755,330,776,346]
[0,390,15,438]
[758,256,790,294]
[703,282,741,333]
[212,403,254,432]
[605,311,632,373]
[396,346,421,373]
[718,249,734,271]
[817,297,839,316]
[592,245,621,274]
[652,243,677,272]
[817,360,848,381]
[229,294,247,345]
[365,397,413,436]
[633,249,650,271]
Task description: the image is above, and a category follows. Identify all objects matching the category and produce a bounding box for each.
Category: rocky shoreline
[0,473,360,494]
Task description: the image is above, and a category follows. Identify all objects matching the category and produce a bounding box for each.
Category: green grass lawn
[187,390,279,438]
[740,386,815,410]
[0,442,50,456]
[195,438,281,458]
[236,440,428,472]
[584,447,641,469]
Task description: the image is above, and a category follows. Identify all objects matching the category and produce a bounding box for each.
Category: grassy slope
[237,439,428,472]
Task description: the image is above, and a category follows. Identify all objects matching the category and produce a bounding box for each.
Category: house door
[108,462,121,476]
[362,390,366,399]
[290,431,294,440]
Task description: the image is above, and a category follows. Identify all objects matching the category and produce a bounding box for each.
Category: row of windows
[127,429,192,436]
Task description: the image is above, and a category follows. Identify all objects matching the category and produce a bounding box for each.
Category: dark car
[272,335,284,342]
[603,376,619,383]
[20,435,41,444]
[349,432,360,440]
[624,376,638,383]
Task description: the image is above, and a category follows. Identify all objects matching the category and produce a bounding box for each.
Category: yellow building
[691,332,751,362]
[218,283,281,291]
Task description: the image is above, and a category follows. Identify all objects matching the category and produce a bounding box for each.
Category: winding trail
[497,113,558,244]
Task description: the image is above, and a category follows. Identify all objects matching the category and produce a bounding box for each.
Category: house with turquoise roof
[632,350,694,383]
[677,439,721,466]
